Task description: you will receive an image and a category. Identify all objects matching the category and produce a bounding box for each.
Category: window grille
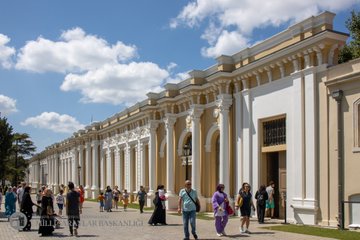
[263,118,286,147]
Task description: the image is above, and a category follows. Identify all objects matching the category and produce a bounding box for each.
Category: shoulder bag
[185,190,200,212]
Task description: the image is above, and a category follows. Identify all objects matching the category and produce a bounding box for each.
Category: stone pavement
[0,199,333,240]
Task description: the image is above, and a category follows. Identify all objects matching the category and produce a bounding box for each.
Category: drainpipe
[331,89,343,229]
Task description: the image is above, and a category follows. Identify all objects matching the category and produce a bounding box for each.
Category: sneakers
[240,227,245,233]
[193,234,198,239]
[245,229,251,234]
[74,229,78,236]
[222,231,227,236]
[216,233,223,236]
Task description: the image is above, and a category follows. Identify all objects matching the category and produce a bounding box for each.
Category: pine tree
[339,10,360,63]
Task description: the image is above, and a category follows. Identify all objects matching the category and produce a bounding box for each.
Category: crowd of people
[0,180,277,239]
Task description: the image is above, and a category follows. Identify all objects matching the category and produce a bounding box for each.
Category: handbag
[237,195,243,208]
[226,204,234,215]
[185,190,200,212]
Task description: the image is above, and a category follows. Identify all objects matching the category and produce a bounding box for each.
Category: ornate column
[72,148,78,186]
[91,140,99,198]
[140,142,146,186]
[164,114,176,194]
[67,157,71,183]
[189,106,204,194]
[216,94,233,190]
[234,88,243,194]
[100,148,106,192]
[115,146,121,187]
[148,121,159,194]
[78,146,84,186]
[106,147,113,187]
[124,143,131,191]
[164,114,177,210]
[136,141,141,192]
[84,142,92,198]
[53,153,59,193]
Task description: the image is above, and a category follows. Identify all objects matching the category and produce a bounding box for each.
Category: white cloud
[0,94,18,116]
[14,27,174,105]
[0,34,15,69]
[60,62,169,106]
[15,27,137,73]
[172,0,360,58]
[21,112,85,134]
[201,30,249,58]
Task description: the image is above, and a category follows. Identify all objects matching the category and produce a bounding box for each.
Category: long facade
[28,11,360,227]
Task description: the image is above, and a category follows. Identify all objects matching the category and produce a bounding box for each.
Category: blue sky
[0,0,359,153]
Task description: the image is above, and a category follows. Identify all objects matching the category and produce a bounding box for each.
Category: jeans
[182,210,196,239]
[139,200,145,213]
[68,216,79,234]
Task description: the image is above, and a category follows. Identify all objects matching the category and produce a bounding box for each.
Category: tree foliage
[0,117,13,185]
[339,10,360,63]
[0,117,36,186]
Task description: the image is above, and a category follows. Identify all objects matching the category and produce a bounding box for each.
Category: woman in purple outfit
[211,184,230,237]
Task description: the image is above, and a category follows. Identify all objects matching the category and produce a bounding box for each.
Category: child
[98,192,105,212]
[56,189,65,216]
[158,188,167,209]
[122,189,129,211]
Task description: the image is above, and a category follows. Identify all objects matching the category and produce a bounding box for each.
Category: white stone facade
[27,12,360,227]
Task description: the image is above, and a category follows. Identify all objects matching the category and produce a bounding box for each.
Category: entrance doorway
[265,151,286,219]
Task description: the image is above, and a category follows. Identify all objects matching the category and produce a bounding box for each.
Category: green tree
[339,10,360,63]
[0,116,13,186]
[7,133,36,185]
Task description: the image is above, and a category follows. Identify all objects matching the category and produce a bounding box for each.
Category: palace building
[27,11,360,227]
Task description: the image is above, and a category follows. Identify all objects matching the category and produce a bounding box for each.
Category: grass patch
[85,198,154,211]
[264,224,360,240]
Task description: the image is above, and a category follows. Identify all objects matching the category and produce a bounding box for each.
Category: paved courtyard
[0,198,333,240]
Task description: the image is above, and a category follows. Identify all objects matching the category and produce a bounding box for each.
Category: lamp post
[183,144,190,181]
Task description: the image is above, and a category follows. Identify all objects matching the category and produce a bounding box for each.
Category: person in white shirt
[17,182,26,207]
[265,181,275,219]
[56,189,65,215]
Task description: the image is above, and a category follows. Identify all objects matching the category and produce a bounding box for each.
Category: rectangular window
[263,118,286,147]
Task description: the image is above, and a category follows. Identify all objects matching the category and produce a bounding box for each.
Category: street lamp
[183,144,191,180]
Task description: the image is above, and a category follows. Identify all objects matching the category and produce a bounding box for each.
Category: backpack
[257,193,265,206]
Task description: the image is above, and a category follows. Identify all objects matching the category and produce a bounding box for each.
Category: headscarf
[216,184,225,193]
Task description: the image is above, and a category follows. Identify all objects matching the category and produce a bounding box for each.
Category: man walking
[266,181,275,219]
[66,182,80,236]
[178,180,199,240]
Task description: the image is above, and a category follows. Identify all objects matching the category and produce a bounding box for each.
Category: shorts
[57,203,64,210]
[266,200,275,209]
[240,206,251,217]
[99,202,104,207]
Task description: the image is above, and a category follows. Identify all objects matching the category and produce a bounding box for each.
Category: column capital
[188,105,204,120]
[149,120,160,131]
[216,94,233,112]
[164,114,177,129]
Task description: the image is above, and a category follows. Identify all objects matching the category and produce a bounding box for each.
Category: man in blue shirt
[178,180,200,240]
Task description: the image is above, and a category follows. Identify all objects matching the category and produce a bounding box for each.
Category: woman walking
[77,185,85,214]
[20,186,39,231]
[255,185,268,223]
[212,184,230,237]
[112,186,121,209]
[235,182,255,234]
[148,185,167,225]
[104,186,113,212]
[5,187,17,218]
[38,188,55,236]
